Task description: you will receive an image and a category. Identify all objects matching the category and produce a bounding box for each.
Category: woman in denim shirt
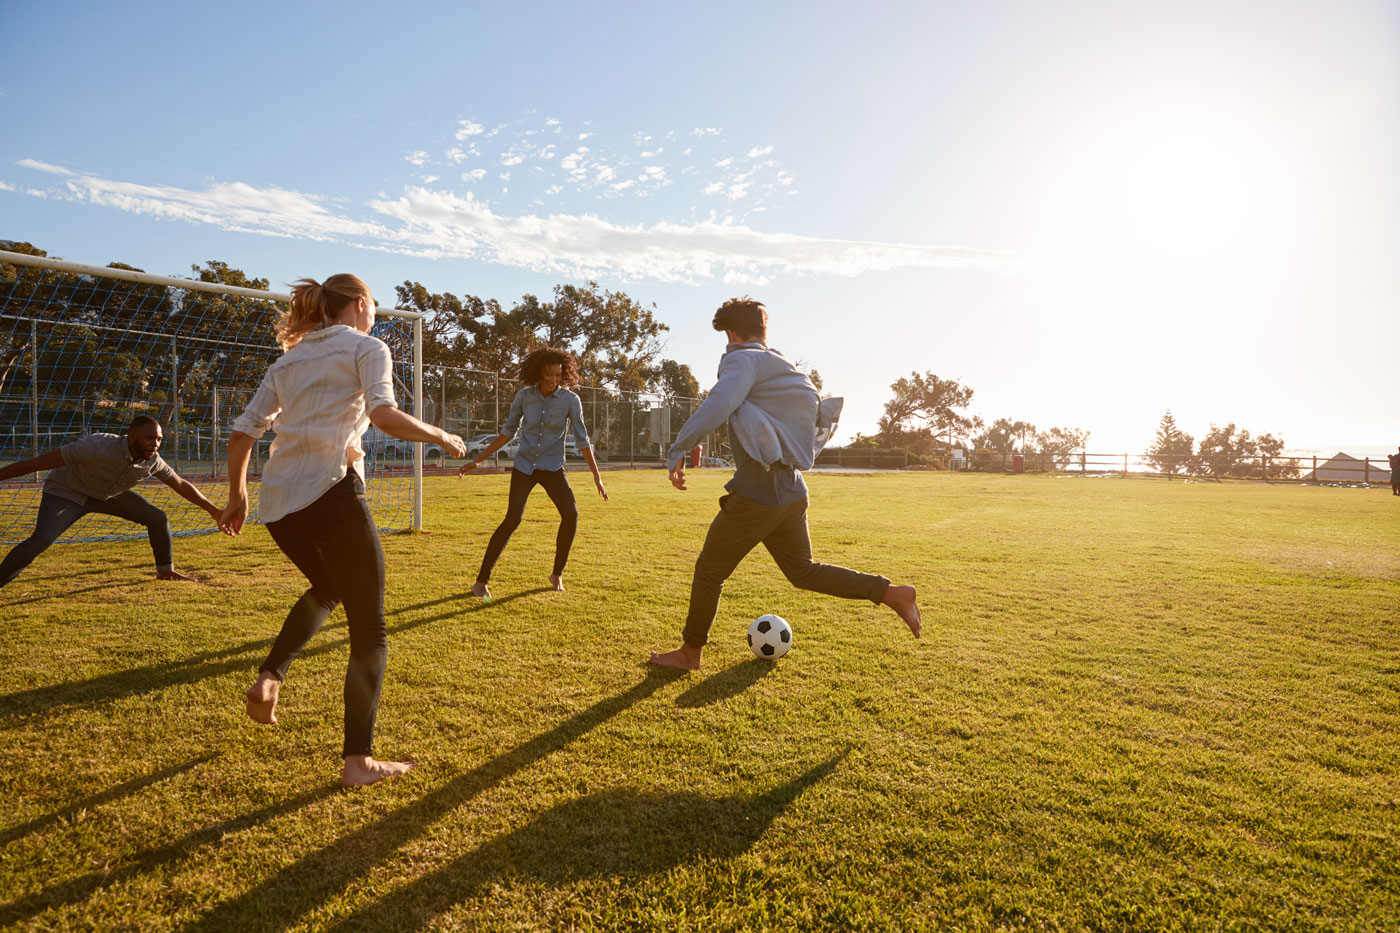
[459,347,608,597]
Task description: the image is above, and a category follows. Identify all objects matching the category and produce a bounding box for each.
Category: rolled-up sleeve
[230,373,281,438]
[569,393,591,449]
[502,390,526,437]
[357,340,397,414]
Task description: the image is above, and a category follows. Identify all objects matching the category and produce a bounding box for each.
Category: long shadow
[329,751,849,932]
[185,667,687,932]
[0,753,218,847]
[673,658,774,708]
[3,581,156,608]
[0,782,339,928]
[0,589,542,725]
[1,562,146,585]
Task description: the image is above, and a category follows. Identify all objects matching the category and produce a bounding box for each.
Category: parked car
[364,426,441,459]
[463,432,501,456]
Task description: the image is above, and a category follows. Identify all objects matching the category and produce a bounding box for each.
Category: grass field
[1,471,1397,931]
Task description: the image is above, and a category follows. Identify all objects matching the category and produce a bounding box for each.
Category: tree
[1145,410,1194,477]
[1196,423,1255,478]
[875,372,976,457]
[973,417,1037,454]
[1034,426,1090,470]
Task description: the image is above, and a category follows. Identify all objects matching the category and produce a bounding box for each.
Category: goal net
[0,248,424,547]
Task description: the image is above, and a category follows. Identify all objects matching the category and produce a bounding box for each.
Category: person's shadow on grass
[182,666,688,932]
[326,751,849,932]
[674,657,775,708]
[0,588,547,724]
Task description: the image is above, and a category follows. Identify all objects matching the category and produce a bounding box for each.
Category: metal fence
[418,364,725,469]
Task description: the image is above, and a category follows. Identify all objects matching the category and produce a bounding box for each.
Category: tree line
[840,369,1292,478]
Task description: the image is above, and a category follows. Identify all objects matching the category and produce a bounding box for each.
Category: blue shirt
[502,385,591,474]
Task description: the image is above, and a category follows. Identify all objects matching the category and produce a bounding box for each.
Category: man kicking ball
[650,297,921,671]
[0,415,223,588]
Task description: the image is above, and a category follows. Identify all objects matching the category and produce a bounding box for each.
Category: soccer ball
[747,614,792,660]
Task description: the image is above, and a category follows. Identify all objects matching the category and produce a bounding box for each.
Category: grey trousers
[682,493,890,648]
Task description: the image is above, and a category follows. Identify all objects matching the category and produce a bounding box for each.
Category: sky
[3,0,1398,456]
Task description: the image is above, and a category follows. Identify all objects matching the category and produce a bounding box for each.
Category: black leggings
[262,473,386,759]
[476,467,578,583]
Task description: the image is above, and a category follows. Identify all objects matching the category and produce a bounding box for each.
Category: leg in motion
[90,491,191,580]
[651,494,779,670]
[762,500,921,638]
[0,494,87,588]
[473,468,539,598]
[536,469,578,591]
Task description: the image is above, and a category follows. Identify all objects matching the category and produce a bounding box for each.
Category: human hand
[669,465,686,490]
[218,495,248,536]
[458,459,480,477]
[595,478,609,501]
[442,432,467,459]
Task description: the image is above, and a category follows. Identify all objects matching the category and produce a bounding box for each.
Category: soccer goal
[0,249,425,546]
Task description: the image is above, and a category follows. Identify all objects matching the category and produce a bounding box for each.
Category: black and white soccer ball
[747,613,792,660]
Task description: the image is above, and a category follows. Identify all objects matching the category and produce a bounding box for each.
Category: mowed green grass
[1,471,1397,931]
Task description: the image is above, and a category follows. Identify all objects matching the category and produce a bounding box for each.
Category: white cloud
[455,120,485,139]
[692,127,722,136]
[25,188,49,199]
[727,182,752,200]
[748,145,774,158]
[545,117,561,126]
[445,147,467,164]
[0,180,14,191]
[500,153,525,167]
[703,182,724,195]
[539,144,556,160]
[421,175,440,184]
[715,157,733,168]
[405,150,430,166]
[577,132,591,140]
[544,185,563,195]
[463,169,487,181]
[15,159,1016,283]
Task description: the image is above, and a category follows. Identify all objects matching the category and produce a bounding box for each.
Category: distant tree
[1145,410,1195,477]
[973,417,1037,454]
[1196,423,1255,478]
[875,372,976,457]
[1034,426,1090,470]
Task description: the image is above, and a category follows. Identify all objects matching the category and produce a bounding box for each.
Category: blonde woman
[220,274,465,787]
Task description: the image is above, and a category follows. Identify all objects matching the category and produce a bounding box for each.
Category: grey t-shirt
[43,433,176,505]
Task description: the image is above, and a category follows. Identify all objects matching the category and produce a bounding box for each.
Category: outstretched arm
[458,433,514,475]
[368,405,465,456]
[160,472,230,534]
[220,431,257,535]
[0,449,65,483]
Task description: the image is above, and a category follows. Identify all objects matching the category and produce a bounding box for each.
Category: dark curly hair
[519,346,580,388]
[712,296,767,340]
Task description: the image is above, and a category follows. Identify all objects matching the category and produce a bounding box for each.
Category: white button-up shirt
[230,325,397,524]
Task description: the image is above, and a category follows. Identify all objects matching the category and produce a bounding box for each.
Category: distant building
[1303,452,1391,483]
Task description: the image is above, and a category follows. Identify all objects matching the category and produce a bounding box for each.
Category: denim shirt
[502,385,591,474]
[666,343,842,475]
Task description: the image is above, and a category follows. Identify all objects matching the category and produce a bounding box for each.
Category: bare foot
[157,569,197,582]
[471,581,492,600]
[549,574,565,592]
[245,672,281,724]
[649,643,702,670]
[882,584,922,638]
[342,755,414,787]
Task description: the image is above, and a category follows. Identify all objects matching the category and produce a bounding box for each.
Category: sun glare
[1031,112,1300,320]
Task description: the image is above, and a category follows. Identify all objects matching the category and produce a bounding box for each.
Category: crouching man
[0,415,224,588]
